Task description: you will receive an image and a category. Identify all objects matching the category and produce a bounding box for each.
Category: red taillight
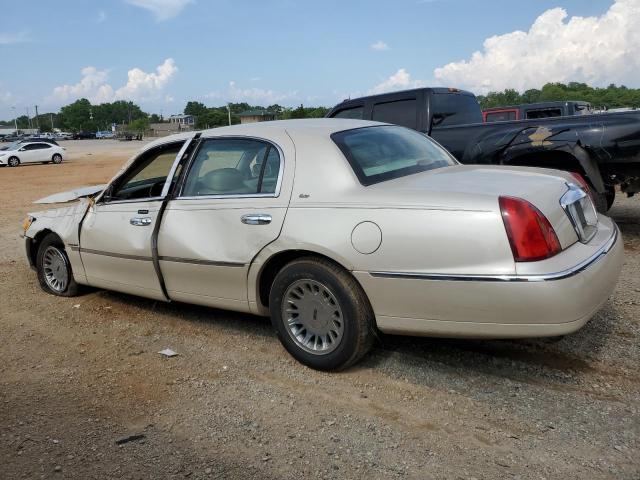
[499,196,561,262]
[569,172,594,201]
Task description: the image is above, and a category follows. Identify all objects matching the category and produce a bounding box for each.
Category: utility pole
[26,107,32,129]
[50,113,54,130]
[34,105,40,130]
[12,106,18,132]
[227,103,231,126]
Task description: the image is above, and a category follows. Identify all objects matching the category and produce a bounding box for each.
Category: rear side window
[332,106,364,120]
[331,125,456,186]
[371,99,417,130]
[526,108,562,119]
[485,111,517,122]
[431,93,482,127]
[182,138,280,197]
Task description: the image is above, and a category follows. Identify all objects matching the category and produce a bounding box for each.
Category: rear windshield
[331,125,456,186]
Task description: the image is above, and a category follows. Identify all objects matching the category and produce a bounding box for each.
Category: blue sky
[0,0,632,119]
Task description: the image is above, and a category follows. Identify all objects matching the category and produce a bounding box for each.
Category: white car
[0,141,66,167]
[22,119,623,370]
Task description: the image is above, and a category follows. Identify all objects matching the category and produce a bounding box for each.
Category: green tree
[184,101,207,117]
[60,98,94,132]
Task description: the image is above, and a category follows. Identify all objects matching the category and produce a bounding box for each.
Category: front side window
[372,99,417,130]
[332,106,364,120]
[182,138,280,197]
[106,142,184,201]
[431,93,483,127]
[332,125,456,186]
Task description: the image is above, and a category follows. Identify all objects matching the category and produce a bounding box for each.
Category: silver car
[22,119,623,370]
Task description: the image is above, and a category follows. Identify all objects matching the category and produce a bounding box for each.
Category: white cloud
[97,10,107,22]
[207,81,298,104]
[49,58,177,104]
[370,40,389,51]
[434,0,640,94]
[114,58,178,100]
[125,0,192,21]
[368,68,425,95]
[0,31,30,45]
[51,67,114,104]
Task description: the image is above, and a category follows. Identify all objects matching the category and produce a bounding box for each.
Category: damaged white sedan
[22,119,623,370]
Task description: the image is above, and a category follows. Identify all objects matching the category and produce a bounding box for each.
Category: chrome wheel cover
[42,246,68,293]
[282,279,344,355]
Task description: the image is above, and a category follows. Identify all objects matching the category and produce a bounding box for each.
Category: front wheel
[36,233,79,297]
[8,156,19,167]
[269,257,375,370]
[52,153,62,164]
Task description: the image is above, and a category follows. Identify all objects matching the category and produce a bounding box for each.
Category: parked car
[0,141,65,167]
[326,88,640,212]
[96,130,115,139]
[54,132,74,140]
[73,131,95,140]
[22,137,60,146]
[22,119,623,370]
[482,101,593,122]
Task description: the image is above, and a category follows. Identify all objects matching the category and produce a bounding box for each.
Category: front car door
[18,143,41,163]
[79,139,190,299]
[157,131,295,312]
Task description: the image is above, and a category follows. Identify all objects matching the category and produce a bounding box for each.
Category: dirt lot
[1,140,639,479]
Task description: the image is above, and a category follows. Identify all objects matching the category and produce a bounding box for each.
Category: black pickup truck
[326,88,640,211]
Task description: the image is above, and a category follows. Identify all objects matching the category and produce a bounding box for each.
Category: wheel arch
[27,228,57,267]
[253,248,360,313]
[502,146,605,193]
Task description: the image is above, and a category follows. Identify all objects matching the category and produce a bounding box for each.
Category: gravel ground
[0,141,638,479]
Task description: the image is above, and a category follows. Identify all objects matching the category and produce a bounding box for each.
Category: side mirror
[18,147,26,151]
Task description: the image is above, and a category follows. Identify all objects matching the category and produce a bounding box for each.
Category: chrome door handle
[130,217,152,226]
[241,214,272,225]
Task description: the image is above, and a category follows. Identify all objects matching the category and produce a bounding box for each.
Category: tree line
[2,82,639,132]
[183,101,328,129]
[477,82,640,109]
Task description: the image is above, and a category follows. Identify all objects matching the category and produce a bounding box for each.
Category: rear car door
[157,131,295,311]
[79,139,188,299]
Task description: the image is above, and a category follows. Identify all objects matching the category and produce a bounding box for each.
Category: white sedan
[0,141,66,167]
[21,119,623,370]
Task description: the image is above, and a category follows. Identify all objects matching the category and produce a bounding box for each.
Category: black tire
[36,233,79,297]
[52,153,62,164]
[8,156,19,167]
[605,185,616,211]
[269,257,375,371]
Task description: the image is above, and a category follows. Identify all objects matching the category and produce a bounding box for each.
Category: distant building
[149,122,183,137]
[168,114,196,128]
[238,110,276,124]
[0,128,17,136]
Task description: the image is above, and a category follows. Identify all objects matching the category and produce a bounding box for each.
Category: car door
[79,139,189,300]
[17,143,40,163]
[157,132,295,312]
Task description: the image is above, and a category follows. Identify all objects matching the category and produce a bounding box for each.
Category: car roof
[143,118,388,150]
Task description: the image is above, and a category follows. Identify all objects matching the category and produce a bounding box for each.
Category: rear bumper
[354,224,623,338]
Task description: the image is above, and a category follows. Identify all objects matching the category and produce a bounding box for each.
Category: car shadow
[360,300,620,384]
[94,289,275,340]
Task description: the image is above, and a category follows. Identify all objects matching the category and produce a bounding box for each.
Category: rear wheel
[269,257,374,370]
[52,153,62,164]
[36,233,79,297]
[8,156,19,167]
